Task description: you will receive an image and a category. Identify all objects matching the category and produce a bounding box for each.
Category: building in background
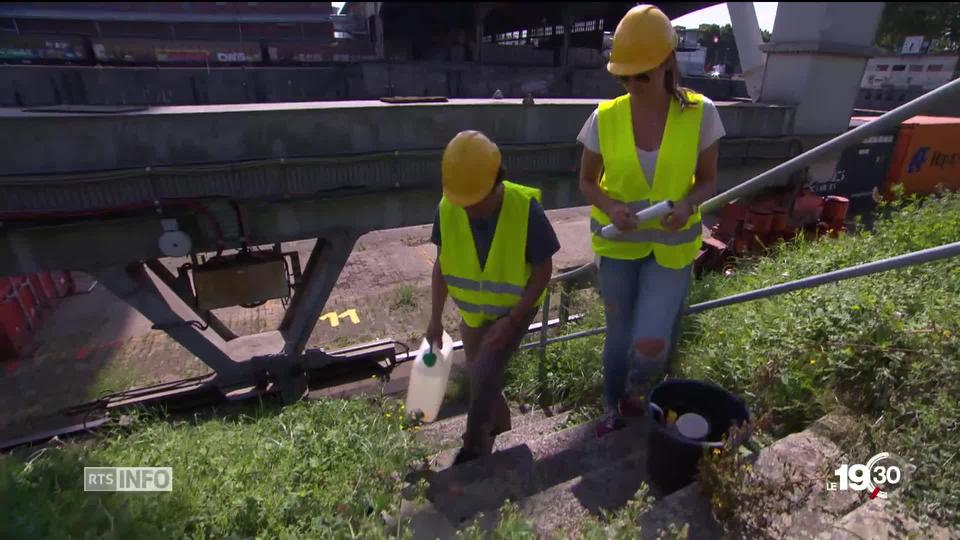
[675,27,707,77]
[856,52,960,111]
[0,2,381,65]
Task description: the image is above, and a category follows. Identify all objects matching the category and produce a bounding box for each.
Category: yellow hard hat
[607,4,677,76]
[441,130,501,207]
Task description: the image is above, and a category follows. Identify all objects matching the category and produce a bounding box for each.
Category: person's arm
[508,258,552,327]
[687,140,719,209]
[425,255,448,347]
[579,147,638,230]
[662,140,719,230]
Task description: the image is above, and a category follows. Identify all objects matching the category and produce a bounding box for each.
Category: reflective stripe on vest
[589,219,702,245]
[438,180,546,328]
[591,91,705,269]
[451,298,513,317]
[442,274,526,296]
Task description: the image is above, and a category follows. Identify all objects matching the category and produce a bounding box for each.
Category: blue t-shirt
[430,197,560,269]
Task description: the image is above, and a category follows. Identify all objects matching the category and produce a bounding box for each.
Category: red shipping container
[14,279,41,329]
[37,272,58,302]
[27,274,53,308]
[0,296,32,361]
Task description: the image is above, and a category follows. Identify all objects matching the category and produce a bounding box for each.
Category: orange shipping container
[881,116,960,198]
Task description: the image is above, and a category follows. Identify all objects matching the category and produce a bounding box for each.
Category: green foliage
[876,2,960,53]
[0,398,428,539]
[456,500,539,540]
[682,191,960,522]
[506,191,960,522]
[505,299,606,422]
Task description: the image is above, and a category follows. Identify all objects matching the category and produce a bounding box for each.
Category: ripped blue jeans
[597,255,693,413]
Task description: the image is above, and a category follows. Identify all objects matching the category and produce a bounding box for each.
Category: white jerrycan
[405,331,454,423]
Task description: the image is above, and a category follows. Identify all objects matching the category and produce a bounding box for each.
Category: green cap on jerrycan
[423,349,437,368]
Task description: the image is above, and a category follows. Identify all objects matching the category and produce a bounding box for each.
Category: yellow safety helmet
[441,130,501,207]
[607,4,677,76]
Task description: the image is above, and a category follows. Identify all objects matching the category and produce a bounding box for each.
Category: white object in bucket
[675,413,710,440]
[405,331,454,423]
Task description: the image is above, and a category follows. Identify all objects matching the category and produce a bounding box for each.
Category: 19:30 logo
[827,452,909,499]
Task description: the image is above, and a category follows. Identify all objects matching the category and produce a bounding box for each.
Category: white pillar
[758,2,885,135]
[727,2,766,101]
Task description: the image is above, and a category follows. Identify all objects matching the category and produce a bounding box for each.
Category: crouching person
[426,130,560,465]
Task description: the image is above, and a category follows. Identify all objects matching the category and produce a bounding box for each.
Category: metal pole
[685,240,960,315]
[523,240,960,350]
[538,290,551,360]
[701,77,960,214]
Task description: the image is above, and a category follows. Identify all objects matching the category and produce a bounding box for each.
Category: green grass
[88,357,142,400]
[390,284,418,312]
[505,190,960,523]
[1,398,428,539]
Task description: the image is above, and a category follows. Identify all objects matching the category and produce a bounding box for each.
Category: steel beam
[92,263,245,381]
[144,259,239,342]
[280,234,359,356]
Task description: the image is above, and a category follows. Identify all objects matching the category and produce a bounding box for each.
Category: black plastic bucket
[645,378,751,495]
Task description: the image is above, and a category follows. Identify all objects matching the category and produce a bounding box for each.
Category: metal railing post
[538,289,552,361]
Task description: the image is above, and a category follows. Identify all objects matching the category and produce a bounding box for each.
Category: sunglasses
[616,73,652,84]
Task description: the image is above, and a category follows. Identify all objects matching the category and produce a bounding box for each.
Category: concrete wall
[0,62,749,106]
[0,99,794,177]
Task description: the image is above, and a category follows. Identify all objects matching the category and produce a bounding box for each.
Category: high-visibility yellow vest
[439,180,547,328]
[590,91,705,269]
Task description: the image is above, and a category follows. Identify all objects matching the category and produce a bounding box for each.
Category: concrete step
[815,495,955,539]
[420,418,650,528]
[637,482,721,539]
[414,404,569,456]
[516,448,651,537]
[428,409,573,471]
[407,411,953,540]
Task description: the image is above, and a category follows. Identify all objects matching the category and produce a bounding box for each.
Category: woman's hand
[661,200,695,231]
[605,201,639,231]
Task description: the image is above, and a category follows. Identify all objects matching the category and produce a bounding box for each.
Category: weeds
[391,284,418,311]
[696,420,811,539]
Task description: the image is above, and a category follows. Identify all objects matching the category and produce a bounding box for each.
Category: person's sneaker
[595,412,625,438]
[618,394,647,418]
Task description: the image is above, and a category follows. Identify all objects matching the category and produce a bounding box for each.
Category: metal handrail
[526,240,960,350]
[547,76,960,282]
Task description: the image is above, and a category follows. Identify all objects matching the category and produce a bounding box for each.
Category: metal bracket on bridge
[91,233,362,403]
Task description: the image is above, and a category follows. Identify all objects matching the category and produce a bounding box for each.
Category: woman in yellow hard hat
[577,5,725,437]
[426,130,560,464]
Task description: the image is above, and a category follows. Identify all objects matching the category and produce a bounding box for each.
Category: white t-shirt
[576,96,726,181]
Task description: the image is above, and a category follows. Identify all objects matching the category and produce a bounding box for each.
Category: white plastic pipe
[599,201,675,239]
